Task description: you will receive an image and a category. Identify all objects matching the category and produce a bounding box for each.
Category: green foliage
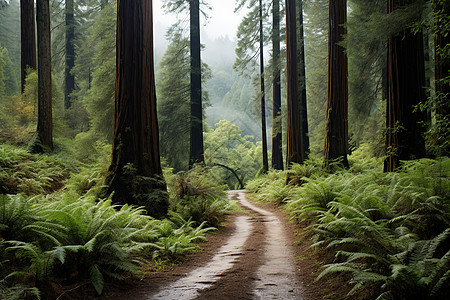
[0,0,20,90]
[248,153,450,299]
[161,0,211,19]
[247,158,325,205]
[303,0,328,156]
[167,165,234,227]
[0,194,37,241]
[81,2,116,142]
[0,189,218,296]
[204,120,261,188]
[0,144,70,195]
[148,212,216,260]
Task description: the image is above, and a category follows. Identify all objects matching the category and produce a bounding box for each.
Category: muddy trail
[104,190,328,300]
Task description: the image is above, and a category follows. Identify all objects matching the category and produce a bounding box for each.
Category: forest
[0,0,449,299]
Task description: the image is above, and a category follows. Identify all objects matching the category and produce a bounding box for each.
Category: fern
[248,155,449,299]
[0,195,38,241]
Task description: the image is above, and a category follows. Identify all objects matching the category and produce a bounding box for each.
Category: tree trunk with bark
[65,0,75,109]
[271,0,283,170]
[384,0,426,172]
[189,0,204,168]
[297,0,309,156]
[433,0,449,138]
[323,0,348,170]
[286,0,304,169]
[259,0,268,173]
[20,0,36,93]
[105,0,168,218]
[33,0,53,153]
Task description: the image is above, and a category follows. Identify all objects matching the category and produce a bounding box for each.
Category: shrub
[167,165,234,227]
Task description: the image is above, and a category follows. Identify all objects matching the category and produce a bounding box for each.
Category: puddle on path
[149,213,253,300]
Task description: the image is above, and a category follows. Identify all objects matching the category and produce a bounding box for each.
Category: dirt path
[137,190,303,299]
[102,190,345,300]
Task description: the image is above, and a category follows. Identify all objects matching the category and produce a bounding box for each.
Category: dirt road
[103,190,348,300]
[114,190,303,299]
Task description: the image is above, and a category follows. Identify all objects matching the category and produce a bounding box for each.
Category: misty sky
[153,0,244,40]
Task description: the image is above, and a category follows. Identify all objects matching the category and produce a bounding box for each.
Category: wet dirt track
[147,190,304,300]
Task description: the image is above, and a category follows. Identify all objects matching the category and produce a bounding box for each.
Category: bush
[167,165,235,227]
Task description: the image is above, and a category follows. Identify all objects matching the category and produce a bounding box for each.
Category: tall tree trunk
[384,0,426,172]
[64,0,75,109]
[20,0,36,93]
[297,0,309,156]
[105,0,168,218]
[286,0,304,169]
[323,0,348,169]
[433,0,449,128]
[259,0,268,173]
[271,0,283,170]
[33,0,53,153]
[189,0,204,168]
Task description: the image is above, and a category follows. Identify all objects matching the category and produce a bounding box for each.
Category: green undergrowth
[0,144,234,299]
[0,144,72,195]
[247,149,450,300]
[166,165,238,227]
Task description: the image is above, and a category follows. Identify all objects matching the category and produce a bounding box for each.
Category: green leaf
[90,264,104,295]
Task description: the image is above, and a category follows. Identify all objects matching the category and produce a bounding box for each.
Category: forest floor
[97,191,351,300]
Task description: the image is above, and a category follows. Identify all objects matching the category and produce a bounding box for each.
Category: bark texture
[34,0,53,152]
[286,0,304,169]
[323,0,348,169]
[297,0,309,156]
[259,0,268,173]
[189,0,204,168]
[65,0,75,109]
[106,0,168,218]
[434,0,449,117]
[20,0,36,93]
[384,0,426,172]
[272,0,283,170]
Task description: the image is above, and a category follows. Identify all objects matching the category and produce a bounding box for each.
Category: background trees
[235,0,270,173]
[162,0,210,168]
[0,0,446,185]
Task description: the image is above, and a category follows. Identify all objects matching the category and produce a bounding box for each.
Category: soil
[66,191,352,300]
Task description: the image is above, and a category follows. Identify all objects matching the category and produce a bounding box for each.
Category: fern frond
[89,264,104,295]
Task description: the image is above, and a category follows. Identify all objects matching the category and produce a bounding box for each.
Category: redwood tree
[271,0,283,170]
[297,0,309,156]
[286,0,304,169]
[20,0,36,93]
[323,0,348,169]
[432,0,450,155]
[189,0,204,168]
[32,0,53,153]
[105,0,168,218]
[64,0,75,109]
[384,0,426,172]
[259,0,269,173]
